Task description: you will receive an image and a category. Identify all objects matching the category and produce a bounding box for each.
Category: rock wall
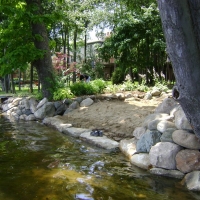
[1,94,200,191]
[119,97,200,191]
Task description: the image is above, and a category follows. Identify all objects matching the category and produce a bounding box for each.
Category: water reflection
[0,115,199,200]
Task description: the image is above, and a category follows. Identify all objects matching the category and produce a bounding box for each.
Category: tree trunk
[73,28,77,83]
[26,0,56,99]
[157,0,200,138]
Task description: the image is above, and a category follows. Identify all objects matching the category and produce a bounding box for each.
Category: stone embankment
[1,91,200,191]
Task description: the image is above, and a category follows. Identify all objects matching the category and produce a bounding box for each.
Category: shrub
[53,88,74,101]
[90,79,107,93]
[70,82,97,96]
[111,67,124,84]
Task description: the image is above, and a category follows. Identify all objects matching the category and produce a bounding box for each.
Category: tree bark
[157,0,200,138]
[26,0,56,99]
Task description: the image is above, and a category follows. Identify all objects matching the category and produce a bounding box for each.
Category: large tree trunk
[157,0,200,138]
[26,0,56,99]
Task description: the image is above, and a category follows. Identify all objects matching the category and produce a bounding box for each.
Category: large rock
[183,171,200,191]
[43,115,72,132]
[69,101,79,109]
[54,103,67,115]
[160,128,177,142]
[34,102,55,119]
[148,119,161,130]
[132,127,146,139]
[157,120,176,133]
[29,97,38,113]
[20,98,30,109]
[119,138,137,158]
[174,108,192,130]
[130,153,151,170]
[80,98,94,107]
[142,113,171,128]
[136,129,162,153]
[36,98,48,109]
[80,132,119,150]
[149,142,183,170]
[172,130,200,149]
[176,150,200,173]
[150,168,184,179]
[154,97,179,114]
[151,88,161,96]
[62,127,89,138]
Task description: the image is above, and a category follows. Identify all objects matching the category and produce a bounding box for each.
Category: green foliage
[111,67,124,84]
[90,79,106,93]
[120,80,136,91]
[70,82,97,96]
[53,88,74,101]
[69,79,107,96]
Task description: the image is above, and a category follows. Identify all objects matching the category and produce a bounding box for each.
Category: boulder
[80,98,94,107]
[151,88,161,96]
[160,128,177,142]
[20,98,30,109]
[119,138,137,158]
[183,171,200,191]
[34,102,55,119]
[154,97,178,114]
[132,127,146,139]
[130,153,151,170]
[80,132,119,150]
[149,142,183,170]
[54,103,67,115]
[136,129,162,153]
[25,114,36,121]
[176,149,200,173]
[172,130,200,149]
[142,113,171,128]
[36,98,48,109]
[150,168,184,179]
[12,97,22,106]
[69,101,79,109]
[174,108,192,130]
[43,115,72,132]
[157,120,176,133]
[144,92,152,100]
[29,97,38,113]
[148,119,161,130]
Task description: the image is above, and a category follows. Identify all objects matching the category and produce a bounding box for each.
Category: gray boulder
[136,129,162,153]
[80,98,94,107]
[155,97,178,114]
[183,171,200,191]
[29,97,38,113]
[142,113,171,128]
[34,102,55,119]
[130,153,151,170]
[174,108,192,130]
[150,168,184,179]
[149,142,183,170]
[132,127,146,139]
[157,120,176,133]
[20,98,30,109]
[36,97,48,109]
[69,101,79,109]
[160,128,177,142]
[119,138,137,158]
[172,130,200,149]
[54,103,67,115]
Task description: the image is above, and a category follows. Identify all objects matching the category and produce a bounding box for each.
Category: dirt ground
[63,92,170,141]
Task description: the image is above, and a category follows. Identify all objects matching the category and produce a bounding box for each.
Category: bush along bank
[1,92,200,191]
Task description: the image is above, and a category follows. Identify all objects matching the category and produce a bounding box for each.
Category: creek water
[0,115,199,200]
